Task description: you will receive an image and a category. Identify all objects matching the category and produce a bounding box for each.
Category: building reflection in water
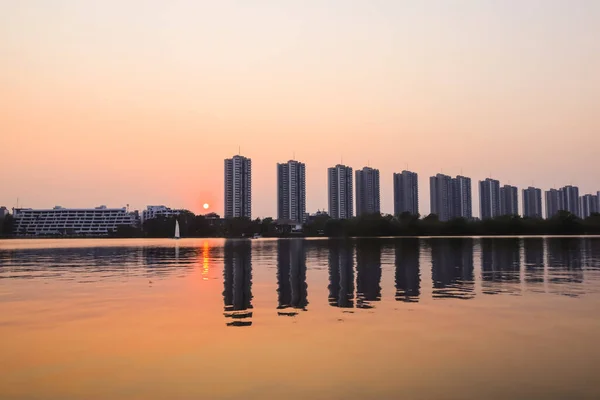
[394,239,420,303]
[430,238,475,300]
[480,238,521,295]
[328,239,354,308]
[276,239,308,316]
[582,238,600,285]
[547,238,584,297]
[223,240,253,326]
[523,238,545,292]
[355,239,382,309]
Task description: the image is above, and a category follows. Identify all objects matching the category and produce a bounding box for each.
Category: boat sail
[174,219,180,239]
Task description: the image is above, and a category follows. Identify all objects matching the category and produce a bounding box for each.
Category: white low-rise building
[141,205,184,222]
[13,206,138,236]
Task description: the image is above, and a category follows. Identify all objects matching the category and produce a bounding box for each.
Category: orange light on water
[202,241,209,280]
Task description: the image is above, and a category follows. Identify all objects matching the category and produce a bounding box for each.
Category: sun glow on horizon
[203,203,209,210]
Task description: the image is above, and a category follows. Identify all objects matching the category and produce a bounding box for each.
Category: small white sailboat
[174,219,180,240]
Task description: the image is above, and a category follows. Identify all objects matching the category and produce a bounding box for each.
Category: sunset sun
[203,203,209,210]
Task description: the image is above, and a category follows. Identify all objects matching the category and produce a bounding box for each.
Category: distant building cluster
[3,155,599,237]
[223,154,600,222]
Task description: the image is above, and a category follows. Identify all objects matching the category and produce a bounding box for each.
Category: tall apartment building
[452,175,472,219]
[522,187,543,218]
[393,170,419,216]
[355,167,381,216]
[224,155,252,219]
[430,173,453,221]
[277,160,306,223]
[561,185,580,217]
[545,188,564,219]
[580,194,599,219]
[500,185,519,216]
[479,178,501,220]
[328,164,353,219]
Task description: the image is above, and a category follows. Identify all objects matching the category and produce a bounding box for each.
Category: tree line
[120,210,600,238]
[2,210,600,238]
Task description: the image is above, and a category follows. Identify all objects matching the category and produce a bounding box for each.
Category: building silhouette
[479,178,501,220]
[395,239,421,302]
[393,170,419,216]
[545,188,563,219]
[355,167,381,216]
[561,185,580,217]
[276,239,308,315]
[580,194,599,219]
[452,175,473,220]
[328,164,353,219]
[223,240,253,326]
[430,173,453,221]
[430,174,472,221]
[224,155,252,219]
[522,187,543,219]
[500,184,519,216]
[277,160,306,223]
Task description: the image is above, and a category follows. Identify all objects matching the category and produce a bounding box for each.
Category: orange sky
[1,1,599,217]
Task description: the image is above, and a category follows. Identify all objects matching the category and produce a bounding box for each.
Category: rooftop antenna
[293,151,295,160]
[238,145,241,155]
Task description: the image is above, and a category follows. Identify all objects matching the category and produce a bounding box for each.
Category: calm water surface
[1,237,600,399]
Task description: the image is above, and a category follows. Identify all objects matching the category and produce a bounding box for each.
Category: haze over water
[2,1,600,216]
[1,237,600,399]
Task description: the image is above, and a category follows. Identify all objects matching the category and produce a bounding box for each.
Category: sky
[1,0,599,218]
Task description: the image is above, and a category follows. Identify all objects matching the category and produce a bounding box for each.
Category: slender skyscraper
[580,194,599,219]
[500,185,519,216]
[430,173,453,221]
[561,185,580,217]
[277,160,306,222]
[479,178,501,220]
[328,164,353,219]
[355,167,380,216]
[522,187,543,218]
[393,170,419,216]
[545,188,563,219]
[452,175,472,219]
[224,155,252,219]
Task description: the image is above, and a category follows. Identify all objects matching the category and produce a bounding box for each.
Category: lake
[1,237,600,399]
